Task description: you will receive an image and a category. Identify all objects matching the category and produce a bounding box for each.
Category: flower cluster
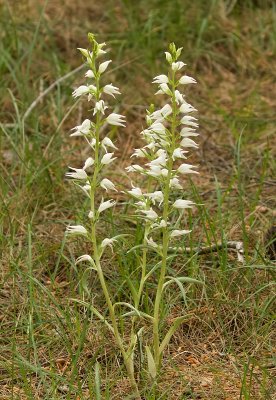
[65,33,124,251]
[126,43,199,247]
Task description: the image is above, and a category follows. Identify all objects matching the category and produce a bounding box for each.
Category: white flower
[177,163,198,174]
[131,148,147,158]
[161,168,168,177]
[83,157,94,170]
[72,85,96,98]
[152,74,169,84]
[135,200,147,208]
[85,69,94,78]
[66,225,87,235]
[170,177,182,189]
[179,75,196,85]
[128,187,143,197]
[172,148,187,160]
[144,142,157,150]
[101,152,117,165]
[149,122,166,134]
[147,165,162,177]
[70,119,92,136]
[125,165,144,173]
[66,167,88,180]
[101,237,117,250]
[150,104,172,121]
[88,211,94,219]
[181,115,199,128]
[98,60,112,74]
[98,199,116,213]
[180,127,199,137]
[153,219,167,228]
[93,100,107,115]
[103,84,121,97]
[180,102,197,113]
[78,48,91,58]
[145,191,164,206]
[171,61,186,71]
[173,199,195,209]
[147,151,167,168]
[106,113,126,127]
[100,178,117,192]
[98,42,107,55]
[102,137,118,151]
[140,208,159,220]
[180,138,199,148]
[72,85,89,98]
[175,90,185,105]
[165,52,172,63]
[146,237,158,248]
[76,254,93,264]
[159,219,167,228]
[170,229,191,237]
[155,83,171,95]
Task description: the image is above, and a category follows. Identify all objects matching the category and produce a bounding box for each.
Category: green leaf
[113,301,142,317]
[122,310,154,321]
[94,362,101,400]
[163,277,187,306]
[159,315,190,355]
[70,298,114,333]
[145,346,157,380]
[127,244,162,256]
[165,276,204,285]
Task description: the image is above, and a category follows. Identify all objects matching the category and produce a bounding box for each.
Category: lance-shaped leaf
[143,255,177,283]
[159,315,192,355]
[71,298,114,333]
[122,310,154,321]
[113,302,142,318]
[94,362,101,400]
[145,346,157,380]
[163,276,203,306]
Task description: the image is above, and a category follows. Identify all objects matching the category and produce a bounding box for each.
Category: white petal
[106,113,126,127]
[98,60,112,74]
[101,152,117,165]
[170,229,191,237]
[102,137,118,151]
[76,254,93,264]
[83,157,94,170]
[177,163,198,174]
[171,61,186,71]
[100,178,117,191]
[179,75,196,85]
[66,225,87,235]
[98,199,116,213]
[85,69,94,78]
[173,199,195,209]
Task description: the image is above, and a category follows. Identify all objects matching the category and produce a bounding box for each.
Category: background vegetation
[0,0,275,398]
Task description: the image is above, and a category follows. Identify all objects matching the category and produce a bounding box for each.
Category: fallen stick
[169,241,245,263]
[22,64,86,122]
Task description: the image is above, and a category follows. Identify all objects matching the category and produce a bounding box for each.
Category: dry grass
[0,0,275,398]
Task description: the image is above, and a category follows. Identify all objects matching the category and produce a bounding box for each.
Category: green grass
[0,0,275,398]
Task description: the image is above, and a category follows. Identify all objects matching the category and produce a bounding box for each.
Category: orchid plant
[126,43,200,375]
[65,34,140,397]
[65,34,200,397]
